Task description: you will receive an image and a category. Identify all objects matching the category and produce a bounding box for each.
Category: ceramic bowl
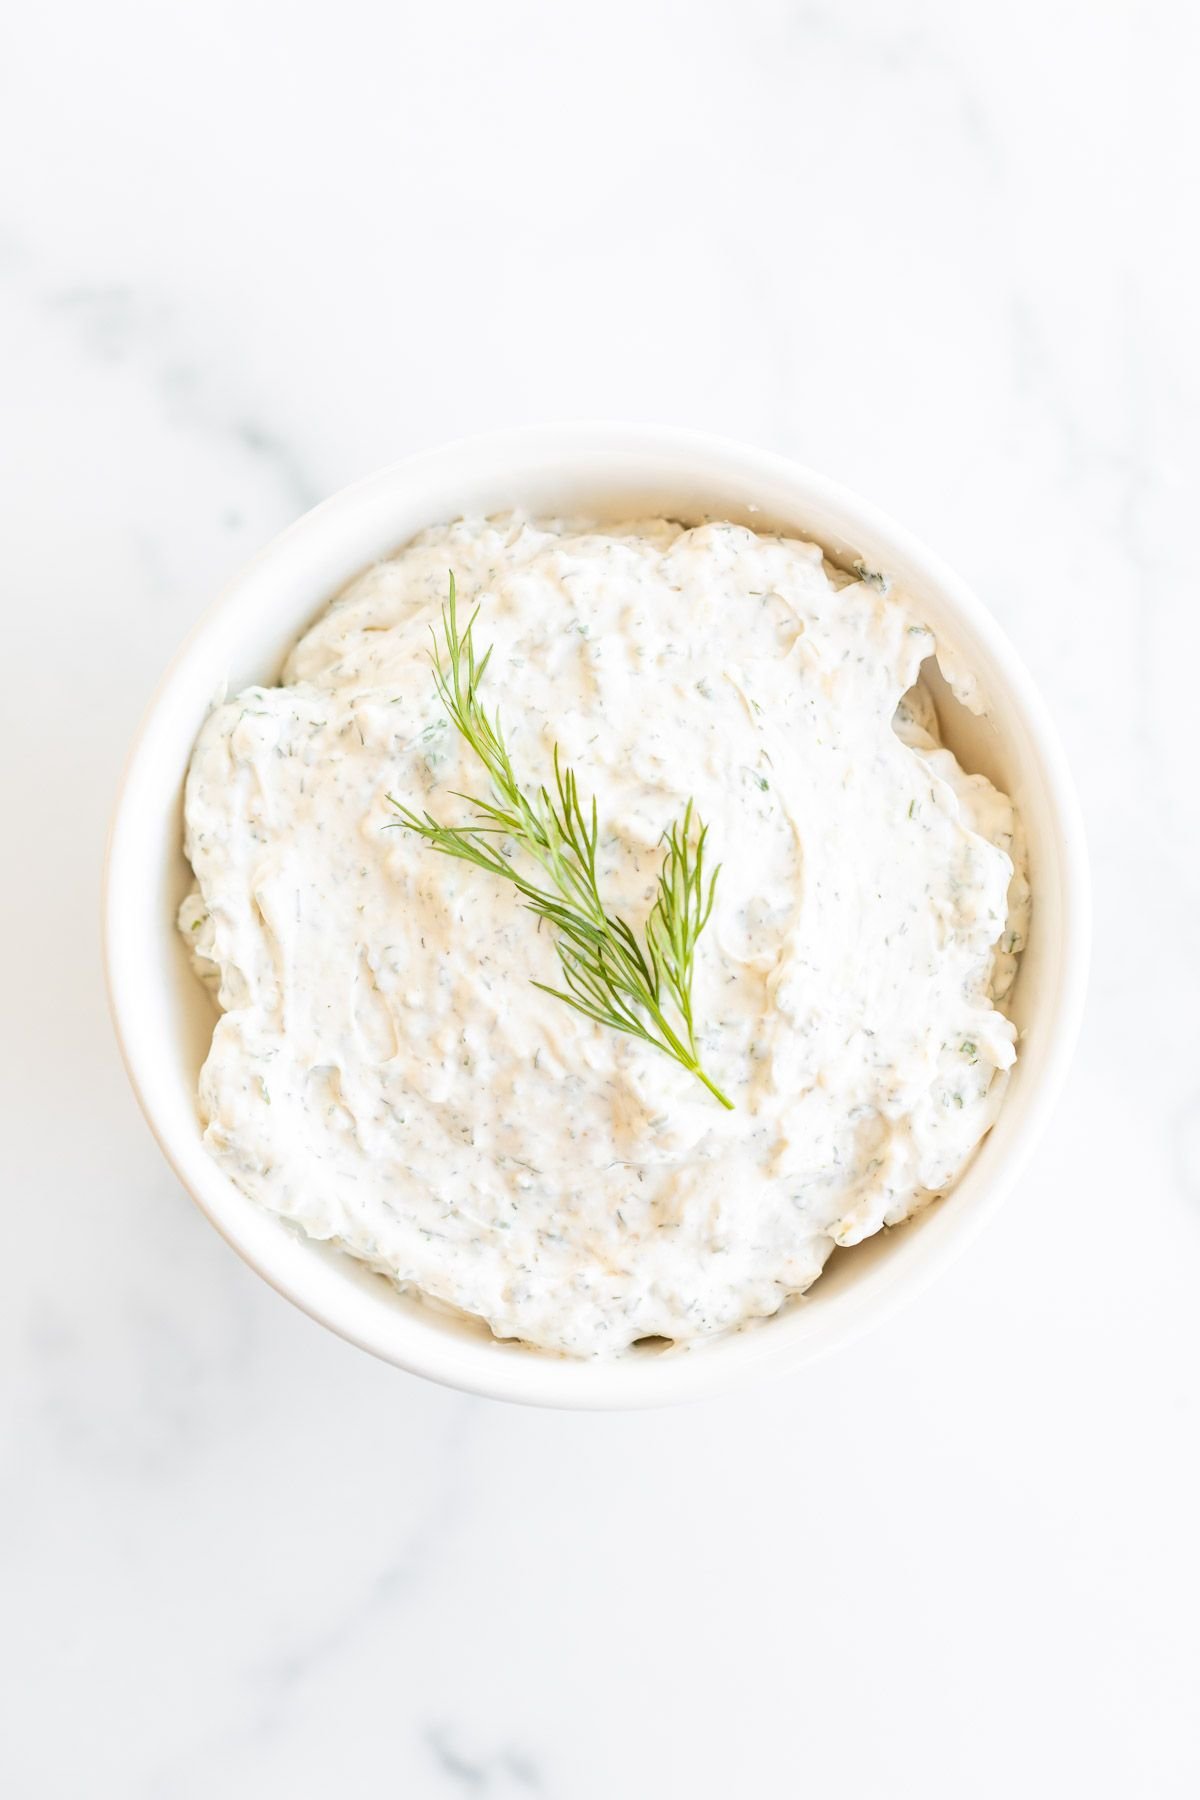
[103,424,1089,1406]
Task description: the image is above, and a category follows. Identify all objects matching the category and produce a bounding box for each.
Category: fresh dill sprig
[386,574,733,1109]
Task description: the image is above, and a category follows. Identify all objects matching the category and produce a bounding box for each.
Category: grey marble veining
[2,2,1198,1795]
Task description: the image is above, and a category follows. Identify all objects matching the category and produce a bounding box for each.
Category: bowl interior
[106,428,1086,1405]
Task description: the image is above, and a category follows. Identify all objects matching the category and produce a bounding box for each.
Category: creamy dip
[179,516,1029,1356]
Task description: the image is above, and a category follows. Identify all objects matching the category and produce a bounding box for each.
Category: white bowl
[103,424,1089,1407]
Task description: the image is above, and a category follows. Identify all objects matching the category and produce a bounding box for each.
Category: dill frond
[386,574,733,1109]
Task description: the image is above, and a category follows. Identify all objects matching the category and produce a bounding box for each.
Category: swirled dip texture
[180,517,1029,1355]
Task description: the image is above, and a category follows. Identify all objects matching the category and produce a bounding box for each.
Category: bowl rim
[103,422,1090,1407]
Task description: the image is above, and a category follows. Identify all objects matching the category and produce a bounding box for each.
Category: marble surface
[3,1,1198,1793]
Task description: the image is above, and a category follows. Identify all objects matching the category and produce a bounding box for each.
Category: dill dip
[179,516,1029,1356]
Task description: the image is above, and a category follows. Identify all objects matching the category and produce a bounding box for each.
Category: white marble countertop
[3,2,1198,1794]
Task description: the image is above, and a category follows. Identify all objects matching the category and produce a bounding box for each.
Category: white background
[3,3,1198,1795]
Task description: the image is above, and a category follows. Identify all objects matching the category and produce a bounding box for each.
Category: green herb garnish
[386,576,733,1109]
